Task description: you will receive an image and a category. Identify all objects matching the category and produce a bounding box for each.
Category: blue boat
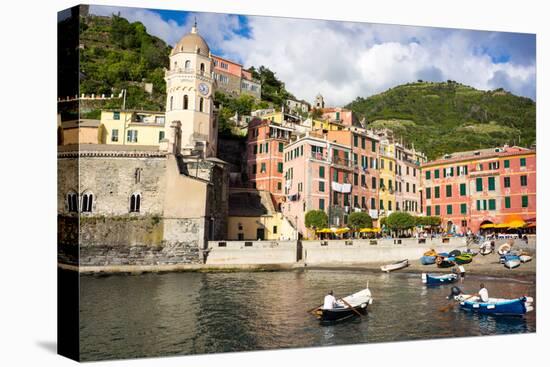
[500,254,521,269]
[420,256,436,265]
[422,273,458,285]
[457,295,534,316]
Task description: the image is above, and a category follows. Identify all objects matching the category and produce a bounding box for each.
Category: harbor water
[78,269,536,361]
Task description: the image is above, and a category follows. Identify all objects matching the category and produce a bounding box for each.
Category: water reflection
[78,270,535,361]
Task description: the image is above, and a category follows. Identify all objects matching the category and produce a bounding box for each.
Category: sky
[90,5,536,106]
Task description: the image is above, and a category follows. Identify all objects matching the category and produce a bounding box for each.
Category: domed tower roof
[171,21,210,57]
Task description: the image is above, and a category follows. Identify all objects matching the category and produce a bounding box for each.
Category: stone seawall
[58,215,203,266]
[302,238,467,265]
[206,240,298,265]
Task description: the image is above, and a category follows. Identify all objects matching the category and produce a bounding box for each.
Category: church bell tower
[165,22,217,157]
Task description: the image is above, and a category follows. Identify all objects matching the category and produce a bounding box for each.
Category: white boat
[498,243,512,255]
[380,259,409,272]
[520,255,532,263]
[316,288,374,324]
[479,241,493,255]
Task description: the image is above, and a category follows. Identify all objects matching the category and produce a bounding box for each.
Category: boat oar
[339,298,363,317]
[439,294,476,312]
[307,304,323,314]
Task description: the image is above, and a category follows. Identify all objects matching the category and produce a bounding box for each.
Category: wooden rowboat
[422,273,458,285]
[380,259,409,272]
[454,294,534,316]
[311,288,374,324]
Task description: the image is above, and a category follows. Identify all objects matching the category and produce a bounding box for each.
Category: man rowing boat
[323,290,343,309]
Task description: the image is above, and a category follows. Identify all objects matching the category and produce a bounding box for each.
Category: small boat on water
[381,259,409,272]
[420,256,436,265]
[454,294,534,316]
[314,288,374,324]
[422,273,458,285]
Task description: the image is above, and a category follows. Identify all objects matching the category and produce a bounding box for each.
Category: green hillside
[79,14,171,112]
[346,81,536,159]
[78,14,294,122]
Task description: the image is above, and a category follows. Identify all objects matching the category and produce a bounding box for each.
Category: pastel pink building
[321,107,355,127]
[421,145,536,234]
[282,134,351,235]
[326,129,381,222]
[394,143,426,214]
[246,118,292,208]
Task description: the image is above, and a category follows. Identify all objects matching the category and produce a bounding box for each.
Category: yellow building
[378,139,396,215]
[227,188,297,240]
[311,118,345,132]
[99,110,166,146]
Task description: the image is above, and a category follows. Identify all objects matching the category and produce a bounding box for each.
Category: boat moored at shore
[422,273,458,285]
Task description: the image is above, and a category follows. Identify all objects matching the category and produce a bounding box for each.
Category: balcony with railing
[310,152,327,161]
[332,156,352,169]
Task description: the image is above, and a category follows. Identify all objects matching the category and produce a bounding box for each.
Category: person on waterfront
[452,264,466,282]
[478,283,489,302]
[323,290,338,310]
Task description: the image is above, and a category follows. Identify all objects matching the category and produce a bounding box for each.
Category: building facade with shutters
[421,145,536,234]
[245,118,293,208]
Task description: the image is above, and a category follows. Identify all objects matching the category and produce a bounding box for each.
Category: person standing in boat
[478,283,489,302]
[323,290,338,309]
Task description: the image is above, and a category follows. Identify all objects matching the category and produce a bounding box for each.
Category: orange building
[246,118,293,208]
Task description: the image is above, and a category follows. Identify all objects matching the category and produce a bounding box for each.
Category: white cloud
[89,6,536,104]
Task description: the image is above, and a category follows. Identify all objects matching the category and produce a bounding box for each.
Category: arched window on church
[81,192,93,213]
[183,95,189,110]
[130,193,141,213]
[185,60,191,71]
[200,63,205,75]
[174,61,177,70]
[199,97,204,112]
[170,96,173,110]
[67,191,78,212]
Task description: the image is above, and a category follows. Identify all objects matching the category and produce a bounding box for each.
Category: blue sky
[90,5,536,105]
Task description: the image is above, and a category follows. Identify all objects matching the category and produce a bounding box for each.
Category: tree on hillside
[248,65,294,106]
[305,210,328,229]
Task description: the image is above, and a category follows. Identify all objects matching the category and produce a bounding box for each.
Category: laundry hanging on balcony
[331,182,352,193]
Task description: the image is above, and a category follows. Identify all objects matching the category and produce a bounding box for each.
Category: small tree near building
[386,212,416,237]
[349,212,373,237]
[305,210,328,230]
